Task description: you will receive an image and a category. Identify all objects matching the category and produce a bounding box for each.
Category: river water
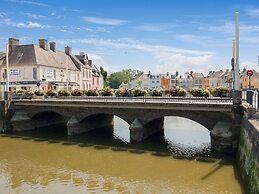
[0,116,243,193]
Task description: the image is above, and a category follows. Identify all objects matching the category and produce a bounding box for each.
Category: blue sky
[0,0,259,74]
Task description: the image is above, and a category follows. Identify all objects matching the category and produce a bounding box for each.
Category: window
[152,81,155,83]
[92,77,94,85]
[97,78,99,85]
[157,81,159,83]
[53,70,56,79]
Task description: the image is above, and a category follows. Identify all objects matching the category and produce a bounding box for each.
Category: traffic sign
[36,82,41,87]
[246,70,253,77]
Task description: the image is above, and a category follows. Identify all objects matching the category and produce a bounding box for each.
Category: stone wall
[238,119,259,194]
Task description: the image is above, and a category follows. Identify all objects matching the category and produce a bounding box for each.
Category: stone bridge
[0,97,238,144]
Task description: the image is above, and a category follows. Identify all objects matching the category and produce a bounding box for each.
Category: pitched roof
[207,70,225,78]
[2,44,81,71]
[191,72,204,78]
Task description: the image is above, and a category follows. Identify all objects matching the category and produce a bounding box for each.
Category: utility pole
[232,40,236,89]
[234,11,240,91]
[232,11,242,125]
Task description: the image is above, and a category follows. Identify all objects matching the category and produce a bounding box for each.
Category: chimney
[209,71,212,74]
[39,39,48,50]
[88,59,92,67]
[65,46,71,55]
[9,38,19,53]
[49,42,56,52]
[226,69,229,73]
[175,71,179,77]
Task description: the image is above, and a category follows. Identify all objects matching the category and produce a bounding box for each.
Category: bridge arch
[142,110,232,131]
[78,113,130,125]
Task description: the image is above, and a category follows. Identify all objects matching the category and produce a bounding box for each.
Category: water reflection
[164,117,211,156]
[113,116,130,143]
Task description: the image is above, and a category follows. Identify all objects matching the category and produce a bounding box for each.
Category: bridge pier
[10,112,34,131]
[210,121,239,154]
[67,115,114,135]
[130,118,164,142]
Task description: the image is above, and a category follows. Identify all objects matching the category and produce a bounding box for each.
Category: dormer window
[17,53,23,58]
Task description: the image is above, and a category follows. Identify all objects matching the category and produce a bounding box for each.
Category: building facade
[0,38,103,92]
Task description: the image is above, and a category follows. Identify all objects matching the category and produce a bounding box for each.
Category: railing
[10,93,234,104]
[242,90,259,111]
[53,95,233,104]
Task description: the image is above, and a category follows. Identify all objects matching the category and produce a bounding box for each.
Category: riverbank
[239,117,259,193]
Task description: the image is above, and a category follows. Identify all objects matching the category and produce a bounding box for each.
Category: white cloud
[82,16,127,26]
[246,8,259,17]
[174,34,212,46]
[200,21,259,34]
[137,24,175,32]
[2,18,49,28]
[57,38,214,73]
[240,61,259,71]
[8,0,48,6]
[25,13,46,19]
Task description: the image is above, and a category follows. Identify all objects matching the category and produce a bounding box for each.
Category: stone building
[191,72,204,88]
[0,38,103,92]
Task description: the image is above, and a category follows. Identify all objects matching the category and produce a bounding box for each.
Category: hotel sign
[10,69,21,77]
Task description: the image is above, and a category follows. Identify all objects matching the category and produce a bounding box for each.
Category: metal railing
[52,95,233,104]
[242,90,259,111]
[9,93,234,104]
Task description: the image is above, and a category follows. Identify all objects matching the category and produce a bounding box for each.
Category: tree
[100,66,108,87]
[108,69,133,89]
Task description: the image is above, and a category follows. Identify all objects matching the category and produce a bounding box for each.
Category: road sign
[246,70,253,77]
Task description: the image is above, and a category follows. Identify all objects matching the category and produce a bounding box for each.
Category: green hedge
[190,88,210,97]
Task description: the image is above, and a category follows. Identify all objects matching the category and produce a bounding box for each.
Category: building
[130,73,151,89]
[75,52,92,90]
[207,70,226,88]
[150,74,161,89]
[0,38,103,92]
[241,70,259,90]
[174,72,193,91]
[161,72,171,89]
[191,72,204,88]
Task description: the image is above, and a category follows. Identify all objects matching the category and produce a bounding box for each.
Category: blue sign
[33,67,37,80]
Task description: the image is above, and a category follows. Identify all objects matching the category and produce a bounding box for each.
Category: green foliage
[171,88,187,97]
[99,87,113,96]
[108,69,133,89]
[34,90,45,96]
[100,66,108,87]
[46,90,57,97]
[133,88,147,97]
[210,87,229,97]
[115,88,132,97]
[84,89,99,96]
[71,89,83,96]
[58,90,70,96]
[148,89,162,96]
[190,88,210,97]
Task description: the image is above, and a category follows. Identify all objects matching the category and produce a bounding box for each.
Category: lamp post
[234,11,240,91]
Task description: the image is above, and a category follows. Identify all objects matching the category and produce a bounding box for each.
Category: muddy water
[0,116,243,193]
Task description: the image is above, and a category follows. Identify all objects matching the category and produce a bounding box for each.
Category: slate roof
[191,72,204,78]
[1,44,82,71]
